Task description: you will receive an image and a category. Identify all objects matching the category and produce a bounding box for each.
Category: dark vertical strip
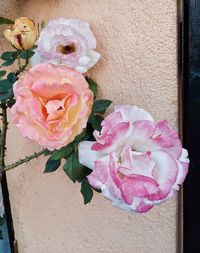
[183,0,200,252]
[177,1,183,252]
[2,174,14,253]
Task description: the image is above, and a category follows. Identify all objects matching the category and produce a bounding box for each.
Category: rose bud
[4,17,38,50]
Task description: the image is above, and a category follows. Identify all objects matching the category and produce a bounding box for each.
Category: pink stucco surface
[1,0,178,252]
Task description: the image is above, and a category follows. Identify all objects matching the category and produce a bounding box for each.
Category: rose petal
[150,151,179,200]
[114,105,154,122]
[92,122,130,153]
[119,147,156,179]
[153,120,182,159]
[78,141,104,170]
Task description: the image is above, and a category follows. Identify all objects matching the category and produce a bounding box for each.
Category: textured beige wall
[2,0,178,252]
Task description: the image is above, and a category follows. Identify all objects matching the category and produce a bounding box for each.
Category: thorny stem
[5,150,46,171]
[0,50,36,176]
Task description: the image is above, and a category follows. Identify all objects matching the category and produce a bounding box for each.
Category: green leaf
[0,79,12,93]
[0,91,13,101]
[63,154,75,182]
[88,112,95,124]
[0,17,14,25]
[7,72,17,83]
[2,57,16,66]
[92,115,104,131]
[1,51,18,67]
[0,70,6,77]
[84,123,96,141]
[92,99,112,114]
[63,152,88,183]
[1,51,16,61]
[44,158,61,173]
[51,146,73,160]
[73,131,86,144]
[86,77,97,98]
[20,50,35,59]
[81,180,93,204]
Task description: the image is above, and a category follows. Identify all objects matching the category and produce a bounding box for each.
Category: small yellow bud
[4,17,38,50]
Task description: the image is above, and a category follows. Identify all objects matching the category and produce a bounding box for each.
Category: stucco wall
[3,0,178,252]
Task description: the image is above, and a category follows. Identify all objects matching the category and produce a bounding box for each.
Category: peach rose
[11,63,93,150]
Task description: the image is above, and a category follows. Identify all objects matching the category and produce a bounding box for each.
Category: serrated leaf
[2,57,16,66]
[20,50,35,59]
[44,158,61,173]
[0,17,14,25]
[51,146,73,160]
[0,79,12,93]
[81,180,93,204]
[0,70,6,77]
[92,115,104,131]
[63,152,88,183]
[86,77,97,98]
[92,99,112,114]
[1,51,15,61]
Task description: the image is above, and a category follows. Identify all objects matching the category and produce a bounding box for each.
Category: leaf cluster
[0,48,36,107]
[1,49,35,67]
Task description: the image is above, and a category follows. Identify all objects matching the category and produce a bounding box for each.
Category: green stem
[5,150,45,171]
[17,53,22,69]
[25,51,29,66]
[15,51,29,77]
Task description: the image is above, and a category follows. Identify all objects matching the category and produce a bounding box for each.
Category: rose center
[45,100,64,115]
[56,43,76,54]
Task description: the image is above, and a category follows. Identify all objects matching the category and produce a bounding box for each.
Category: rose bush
[31,18,100,73]
[11,63,93,150]
[78,105,189,213]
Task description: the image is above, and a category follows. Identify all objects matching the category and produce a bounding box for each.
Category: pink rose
[11,63,93,150]
[78,105,189,213]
